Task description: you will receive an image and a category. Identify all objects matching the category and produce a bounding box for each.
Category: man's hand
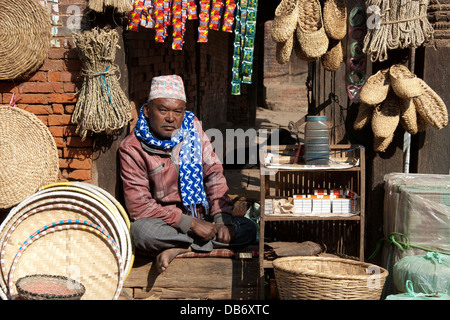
[190,219,217,241]
[216,224,235,244]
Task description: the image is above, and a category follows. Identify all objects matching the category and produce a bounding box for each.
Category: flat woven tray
[0,106,58,209]
[0,184,133,300]
[0,0,51,80]
[7,221,124,300]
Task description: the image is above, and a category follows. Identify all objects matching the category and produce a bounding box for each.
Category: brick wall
[262,20,309,113]
[125,20,232,131]
[0,0,91,183]
[0,2,251,192]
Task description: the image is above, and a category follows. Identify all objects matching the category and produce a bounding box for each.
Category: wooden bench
[120,248,259,300]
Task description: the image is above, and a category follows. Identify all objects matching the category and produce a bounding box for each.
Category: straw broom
[89,0,133,13]
[72,27,131,141]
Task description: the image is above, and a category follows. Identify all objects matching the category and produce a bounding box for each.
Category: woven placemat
[7,221,124,300]
[0,0,51,80]
[0,106,58,209]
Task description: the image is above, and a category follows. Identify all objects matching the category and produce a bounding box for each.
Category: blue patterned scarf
[134,106,209,218]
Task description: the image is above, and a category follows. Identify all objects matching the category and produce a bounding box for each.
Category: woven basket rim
[16,274,86,300]
[272,256,389,280]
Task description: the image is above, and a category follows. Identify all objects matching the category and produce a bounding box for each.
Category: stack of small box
[264,199,273,215]
[293,189,356,216]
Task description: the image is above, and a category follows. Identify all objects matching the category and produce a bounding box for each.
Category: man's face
[144,97,186,140]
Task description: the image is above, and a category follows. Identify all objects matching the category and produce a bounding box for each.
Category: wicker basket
[273,256,388,300]
[16,275,85,300]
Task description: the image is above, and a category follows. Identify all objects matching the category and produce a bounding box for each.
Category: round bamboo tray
[0,0,51,80]
[273,256,388,300]
[7,221,124,300]
[0,187,131,299]
[0,106,58,209]
[38,182,134,277]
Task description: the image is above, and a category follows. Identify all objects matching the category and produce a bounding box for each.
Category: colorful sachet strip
[231,0,257,95]
[126,0,257,93]
[127,0,239,48]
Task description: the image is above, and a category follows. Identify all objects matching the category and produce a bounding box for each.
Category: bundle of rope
[88,0,133,13]
[363,0,434,62]
[72,27,131,141]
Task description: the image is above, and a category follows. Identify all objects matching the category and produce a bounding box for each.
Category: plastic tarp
[382,173,450,265]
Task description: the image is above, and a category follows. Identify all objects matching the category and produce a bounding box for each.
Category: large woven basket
[273,256,389,300]
[0,0,51,80]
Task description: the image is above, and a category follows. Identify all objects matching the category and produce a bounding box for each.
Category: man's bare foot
[156,247,192,273]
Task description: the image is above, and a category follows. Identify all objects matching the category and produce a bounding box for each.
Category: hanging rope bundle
[88,0,133,13]
[363,0,434,62]
[72,27,131,141]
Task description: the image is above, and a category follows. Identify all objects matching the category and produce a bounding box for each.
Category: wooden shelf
[263,214,361,221]
[257,144,366,299]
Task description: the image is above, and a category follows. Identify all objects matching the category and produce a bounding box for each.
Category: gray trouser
[131,216,257,253]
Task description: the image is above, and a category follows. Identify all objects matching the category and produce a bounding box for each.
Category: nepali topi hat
[148,75,187,102]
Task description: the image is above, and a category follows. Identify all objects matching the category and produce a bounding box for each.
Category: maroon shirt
[119,117,233,233]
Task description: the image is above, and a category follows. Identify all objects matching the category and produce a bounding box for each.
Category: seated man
[119,75,257,273]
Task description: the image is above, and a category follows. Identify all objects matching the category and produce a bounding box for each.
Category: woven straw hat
[399,98,418,135]
[353,102,374,130]
[360,69,390,105]
[271,0,300,43]
[321,40,343,72]
[0,106,59,209]
[295,0,329,59]
[276,34,294,64]
[0,0,51,80]
[323,0,347,40]
[389,64,423,99]
[371,91,400,138]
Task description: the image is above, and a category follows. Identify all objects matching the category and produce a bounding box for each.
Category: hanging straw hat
[295,0,329,59]
[389,64,423,99]
[321,40,343,72]
[323,0,348,40]
[360,69,390,105]
[399,98,418,135]
[271,0,300,43]
[89,0,133,13]
[0,106,59,209]
[413,81,448,130]
[0,0,51,80]
[276,34,294,64]
[371,91,400,138]
[353,102,374,130]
